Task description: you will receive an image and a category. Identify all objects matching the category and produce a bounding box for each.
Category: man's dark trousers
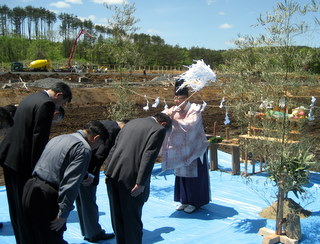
[106,178,146,244]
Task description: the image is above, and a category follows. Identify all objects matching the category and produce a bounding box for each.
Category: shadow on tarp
[143,226,175,244]
[233,218,267,233]
[150,185,174,199]
[305,171,320,188]
[311,210,320,216]
[169,203,238,220]
[0,221,14,236]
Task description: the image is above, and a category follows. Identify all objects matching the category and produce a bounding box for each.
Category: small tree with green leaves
[223,0,319,236]
[106,80,137,121]
[104,2,142,67]
[103,1,141,120]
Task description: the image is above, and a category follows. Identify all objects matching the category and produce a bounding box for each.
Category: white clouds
[50,0,82,9]
[91,0,126,4]
[206,0,216,5]
[219,23,233,29]
[99,18,109,24]
[49,0,83,9]
[147,29,161,34]
[65,0,83,4]
[218,11,225,16]
[87,15,96,21]
[48,9,61,15]
[50,1,71,8]
[79,15,96,22]
[91,0,107,3]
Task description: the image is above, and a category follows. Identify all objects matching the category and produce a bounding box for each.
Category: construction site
[1,69,320,244]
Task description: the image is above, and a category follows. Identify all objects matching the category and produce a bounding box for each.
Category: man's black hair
[0,107,14,129]
[84,120,109,142]
[50,82,73,103]
[153,112,172,132]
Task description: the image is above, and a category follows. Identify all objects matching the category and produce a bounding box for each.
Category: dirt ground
[1,71,320,186]
[0,71,231,136]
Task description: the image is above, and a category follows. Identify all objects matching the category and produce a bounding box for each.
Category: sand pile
[259,198,312,219]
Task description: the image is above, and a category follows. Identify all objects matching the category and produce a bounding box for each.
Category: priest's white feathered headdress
[175,60,216,93]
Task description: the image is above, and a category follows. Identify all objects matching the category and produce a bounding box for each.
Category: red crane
[68,29,93,69]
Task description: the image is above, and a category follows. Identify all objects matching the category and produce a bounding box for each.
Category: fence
[0,61,187,74]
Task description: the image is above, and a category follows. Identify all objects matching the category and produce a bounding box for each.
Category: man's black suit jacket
[104,117,166,200]
[0,90,55,177]
[88,120,121,185]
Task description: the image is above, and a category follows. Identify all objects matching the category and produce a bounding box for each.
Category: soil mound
[259,198,312,219]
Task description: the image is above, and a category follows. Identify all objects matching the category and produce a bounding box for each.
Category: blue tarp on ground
[1,150,320,244]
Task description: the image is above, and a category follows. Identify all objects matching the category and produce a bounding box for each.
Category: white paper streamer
[152,97,160,108]
[163,99,168,110]
[308,96,316,121]
[200,100,207,112]
[143,95,149,111]
[224,111,230,125]
[175,60,216,92]
[219,97,225,109]
[279,98,286,108]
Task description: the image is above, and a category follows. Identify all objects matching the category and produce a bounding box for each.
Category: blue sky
[2,0,319,50]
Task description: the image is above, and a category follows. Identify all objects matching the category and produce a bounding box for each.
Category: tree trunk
[276,184,285,235]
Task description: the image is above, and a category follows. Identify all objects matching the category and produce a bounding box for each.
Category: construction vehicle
[29,59,50,71]
[68,29,93,69]
[53,29,93,72]
[95,65,108,73]
[11,62,25,72]
[11,29,93,73]
[11,59,50,72]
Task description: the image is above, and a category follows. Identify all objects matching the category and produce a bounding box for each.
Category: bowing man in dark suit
[104,113,172,244]
[0,82,72,244]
